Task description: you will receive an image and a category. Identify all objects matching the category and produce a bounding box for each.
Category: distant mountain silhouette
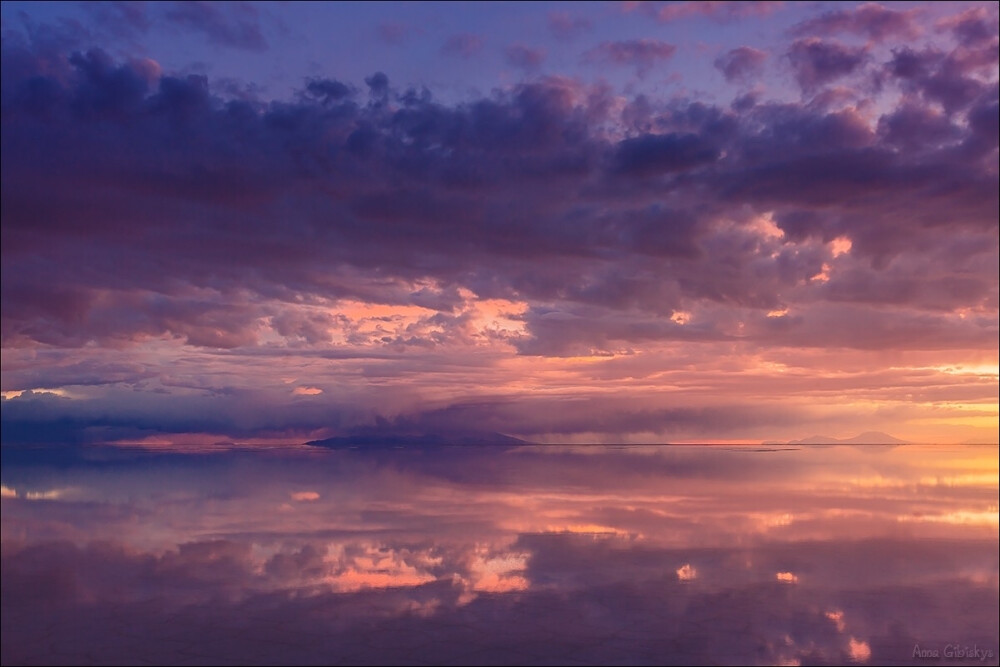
[306,431,530,448]
[765,431,908,445]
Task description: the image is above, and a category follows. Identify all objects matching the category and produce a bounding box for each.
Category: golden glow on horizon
[924,363,1000,377]
[775,571,799,584]
[1,388,69,399]
[752,512,795,530]
[4,296,994,446]
[671,310,692,325]
[909,415,999,430]
[898,508,999,528]
[0,485,65,500]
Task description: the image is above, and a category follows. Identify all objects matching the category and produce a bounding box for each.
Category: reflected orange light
[848,637,872,663]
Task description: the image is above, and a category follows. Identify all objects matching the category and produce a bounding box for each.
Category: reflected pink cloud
[2,445,996,664]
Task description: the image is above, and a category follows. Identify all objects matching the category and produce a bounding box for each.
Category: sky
[0,1,998,445]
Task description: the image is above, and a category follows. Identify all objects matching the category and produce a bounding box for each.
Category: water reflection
[2,445,997,665]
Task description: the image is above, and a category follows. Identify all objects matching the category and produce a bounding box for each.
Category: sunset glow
[1,1,996,447]
[1,2,998,664]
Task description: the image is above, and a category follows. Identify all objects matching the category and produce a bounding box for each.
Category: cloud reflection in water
[2,445,997,665]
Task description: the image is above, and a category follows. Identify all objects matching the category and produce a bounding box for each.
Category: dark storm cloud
[0,31,996,361]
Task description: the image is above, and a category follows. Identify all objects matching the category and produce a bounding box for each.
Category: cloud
[163,1,267,51]
[936,6,999,46]
[786,38,868,91]
[791,3,920,42]
[886,45,997,114]
[614,132,719,174]
[441,33,484,59]
[714,46,768,83]
[547,11,592,40]
[504,44,546,71]
[0,15,996,442]
[377,21,417,46]
[80,1,151,42]
[584,39,676,76]
[3,40,993,359]
[640,1,783,24]
[3,441,997,662]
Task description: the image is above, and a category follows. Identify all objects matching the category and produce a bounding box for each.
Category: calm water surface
[2,444,997,665]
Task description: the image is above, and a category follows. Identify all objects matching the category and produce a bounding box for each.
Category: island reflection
[2,445,997,665]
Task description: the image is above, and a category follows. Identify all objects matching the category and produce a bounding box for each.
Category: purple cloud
[791,2,920,42]
[0,9,996,443]
[80,1,151,41]
[377,21,415,45]
[887,45,996,114]
[786,38,867,91]
[584,39,677,76]
[163,1,267,51]
[2,45,995,355]
[644,1,783,24]
[937,6,999,45]
[441,33,484,59]
[504,44,545,71]
[714,46,768,83]
[547,11,592,40]
[3,445,996,662]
